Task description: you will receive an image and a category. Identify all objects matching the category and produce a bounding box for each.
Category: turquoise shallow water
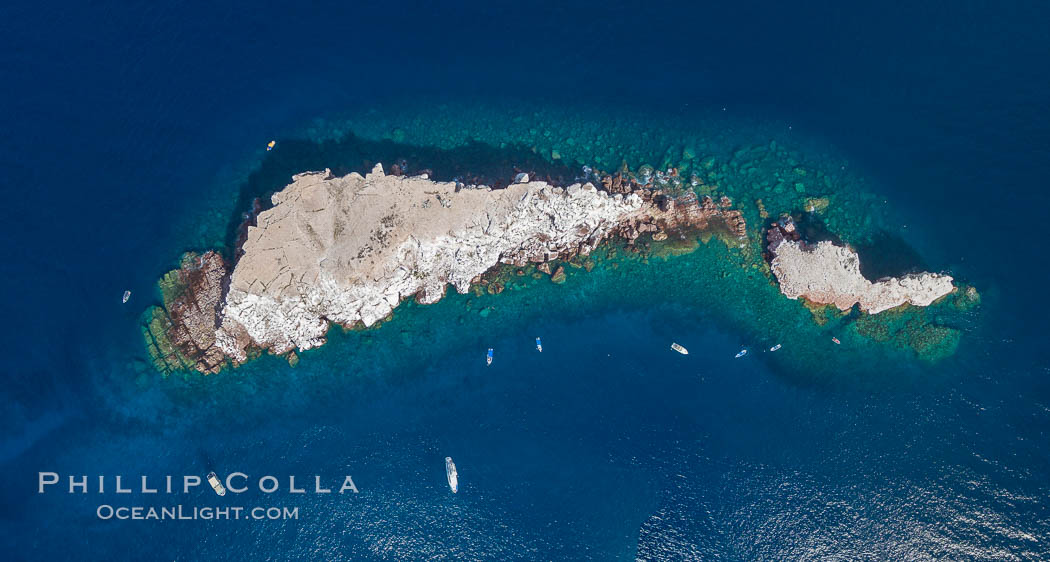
[4,1,1050,560]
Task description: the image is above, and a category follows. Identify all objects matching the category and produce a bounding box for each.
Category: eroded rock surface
[766,216,954,314]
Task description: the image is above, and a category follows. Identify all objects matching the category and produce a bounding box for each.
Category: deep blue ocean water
[3,1,1050,559]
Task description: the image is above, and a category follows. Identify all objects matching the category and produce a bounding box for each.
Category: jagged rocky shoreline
[142,251,229,374]
[144,163,746,373]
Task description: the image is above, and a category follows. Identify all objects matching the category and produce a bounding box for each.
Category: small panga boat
[734,348,748,358]
[536,337,543,352]
[769,344,781,352]
[207,472,226,496]
[266,140,276,151]
[486,348,493,366]
[445,457,458,493]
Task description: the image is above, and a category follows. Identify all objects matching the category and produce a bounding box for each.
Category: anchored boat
[831,337,841,345]
[486,348,493,366]
[735,348,748,358]
[445,457,458,494]
[671,342,688,355]
[122,290,131,304]
[769,344,782,352]
[266,140,276,151]
[207,472,226,496]
[536,337,543,352]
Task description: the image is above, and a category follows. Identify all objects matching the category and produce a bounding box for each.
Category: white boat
[445,457,459,493]
[122,290,131,304]
[486,348,493,366]
[536,337,543,352]
[207,472,226,496]
[671,342,688,355]
[769,344,782,352]
[734,348,748,358]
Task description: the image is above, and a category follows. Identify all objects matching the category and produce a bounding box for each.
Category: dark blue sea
[3,1,1050,559]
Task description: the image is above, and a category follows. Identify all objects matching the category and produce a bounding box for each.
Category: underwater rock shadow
[791,213,929,281]
[223,132,581,255]
[792,211,845,246]
[854,229,930,281]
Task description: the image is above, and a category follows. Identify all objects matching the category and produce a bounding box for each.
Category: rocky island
[765,216,955,313]
[144,163,746,373]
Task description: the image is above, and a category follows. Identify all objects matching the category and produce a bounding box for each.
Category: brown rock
[756,198,769,219]
[550,266,566,284]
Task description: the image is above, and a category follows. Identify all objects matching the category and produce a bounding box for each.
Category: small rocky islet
[143,132,976,375]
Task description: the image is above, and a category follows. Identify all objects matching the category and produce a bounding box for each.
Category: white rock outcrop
[768,237,954,314]
[215,164,650,360]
